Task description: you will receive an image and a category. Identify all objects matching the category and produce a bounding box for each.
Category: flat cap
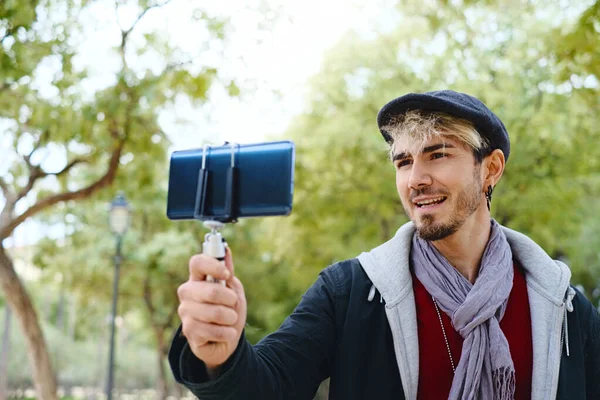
[377,90,510,161]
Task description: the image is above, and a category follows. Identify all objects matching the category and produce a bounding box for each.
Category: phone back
[166,141,295,220]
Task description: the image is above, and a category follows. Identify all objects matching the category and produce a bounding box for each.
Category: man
[169,90,600,399]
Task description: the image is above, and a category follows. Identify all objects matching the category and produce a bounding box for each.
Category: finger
[182,319,238,344]
[177,281,238,308]
[191,303,238,326]
[189,254,230,282]
[179,302,237,326]
[178,301,237,326]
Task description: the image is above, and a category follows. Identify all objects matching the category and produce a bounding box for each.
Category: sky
[75,0,397,150]
[2,0,398,247]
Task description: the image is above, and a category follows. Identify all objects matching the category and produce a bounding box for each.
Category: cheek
[395,170,409,199]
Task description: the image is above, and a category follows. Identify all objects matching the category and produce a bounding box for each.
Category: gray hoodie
[357,222,575,400]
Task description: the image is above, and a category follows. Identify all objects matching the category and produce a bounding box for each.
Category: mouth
[413,196,447,209]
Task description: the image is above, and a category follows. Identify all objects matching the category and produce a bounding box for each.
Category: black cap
[377,90,510,161]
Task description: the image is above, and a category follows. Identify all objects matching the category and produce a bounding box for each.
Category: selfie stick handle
[203,220,227,286]
[197,143,237,285]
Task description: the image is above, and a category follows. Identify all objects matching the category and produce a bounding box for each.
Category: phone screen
[166,141,295,220]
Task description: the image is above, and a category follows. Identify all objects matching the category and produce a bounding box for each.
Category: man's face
[392,136,484,241]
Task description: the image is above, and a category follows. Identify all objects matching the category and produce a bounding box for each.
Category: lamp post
[106,192,131,400]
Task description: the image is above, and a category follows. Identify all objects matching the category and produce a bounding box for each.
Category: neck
[431,215,492,284]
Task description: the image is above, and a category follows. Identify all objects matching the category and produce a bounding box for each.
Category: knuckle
[222,292,236,307]
[224,326,237,341]
[211,306,223,322]
[215,306,235,324]
[181,320,192,339]
[177,302,187,318]
[188,254,200,271]
[212,325,228,341]
[189,254,213,274]
[182,321,206,345]
[233,277,245,294]
[206,284,220,301]
[223,307,237,324]
[194,254,212,268]
[177,283,187,301]
[190,330,207,346]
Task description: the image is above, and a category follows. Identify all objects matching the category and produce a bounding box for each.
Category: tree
[275,0,600,299]
[33,184,294,395]
[0,0,228,397]
[35,196,196,398]
[550,0,600,296]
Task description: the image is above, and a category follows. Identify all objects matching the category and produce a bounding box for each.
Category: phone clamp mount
[195,143,240,285]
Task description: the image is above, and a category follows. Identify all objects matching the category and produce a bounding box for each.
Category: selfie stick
[202,220,227,285]
[196,143,239,285]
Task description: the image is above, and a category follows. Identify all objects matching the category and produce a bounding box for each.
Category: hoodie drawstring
[367,284,376,302]
[367,284,384,303]
[563,286,576,357]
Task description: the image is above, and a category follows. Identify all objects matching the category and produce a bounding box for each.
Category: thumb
[228,276,246,310]
[224,248,244,301]
[224,246,235,276]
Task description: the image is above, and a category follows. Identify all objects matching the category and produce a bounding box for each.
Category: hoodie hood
[358,221,570,305]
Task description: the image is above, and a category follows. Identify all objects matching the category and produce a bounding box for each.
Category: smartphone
[166,141,295,221]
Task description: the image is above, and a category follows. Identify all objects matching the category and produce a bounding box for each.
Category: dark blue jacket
[169,258,600,399]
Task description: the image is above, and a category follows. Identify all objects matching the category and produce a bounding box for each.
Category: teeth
[417,197,445,206]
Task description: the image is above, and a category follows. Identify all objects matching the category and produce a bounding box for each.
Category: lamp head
[109,192,131,237]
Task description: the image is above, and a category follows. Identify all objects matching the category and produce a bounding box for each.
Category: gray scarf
[411,219,515,400]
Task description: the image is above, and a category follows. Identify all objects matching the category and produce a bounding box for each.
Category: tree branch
[124,0,173,38]
[143,275,156,317]
[28,128,51,159]
[165,58,195,73]
[0,177,17,233]
[15,153,88,203]
[15,158,45,202]
[117,0,173,71]
[164,300,178,329]
[52,158,88,178]
[0,178,13,201]
[0,139,126,240]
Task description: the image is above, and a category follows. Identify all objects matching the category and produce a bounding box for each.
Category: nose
[407,159,433,190]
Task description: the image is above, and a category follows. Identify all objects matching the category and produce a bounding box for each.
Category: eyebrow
[392,143,456,162]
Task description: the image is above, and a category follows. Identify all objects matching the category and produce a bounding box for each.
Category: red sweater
[413,263,533,400]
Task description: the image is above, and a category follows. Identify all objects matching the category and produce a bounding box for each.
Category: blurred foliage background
[0,0,599,399]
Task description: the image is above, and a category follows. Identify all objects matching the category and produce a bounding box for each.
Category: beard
[408,170,483,241]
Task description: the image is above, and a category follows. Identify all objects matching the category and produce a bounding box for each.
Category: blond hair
[382,110,490,162]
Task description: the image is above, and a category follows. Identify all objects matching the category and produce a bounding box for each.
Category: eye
[396,159,412,168]
[431,152,448,160]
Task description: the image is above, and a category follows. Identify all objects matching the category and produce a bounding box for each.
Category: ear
[483,149,505,187]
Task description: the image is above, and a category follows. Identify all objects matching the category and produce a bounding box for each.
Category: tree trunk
[0,305,12,400]
[0,246,57,400]
[154,327,169,400]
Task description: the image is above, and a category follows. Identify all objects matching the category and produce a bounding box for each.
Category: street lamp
[106,192,131,400]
